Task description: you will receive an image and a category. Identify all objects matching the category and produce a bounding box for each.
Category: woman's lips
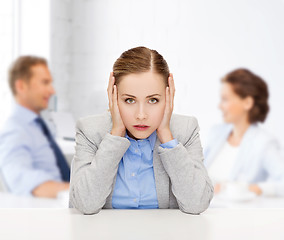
[133,125,150,131]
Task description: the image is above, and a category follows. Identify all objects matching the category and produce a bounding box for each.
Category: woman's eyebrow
[146,94,161,98]
[121,94,136,98]
[121,94,161,98]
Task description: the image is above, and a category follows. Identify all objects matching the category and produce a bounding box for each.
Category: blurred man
[0,56,70,198]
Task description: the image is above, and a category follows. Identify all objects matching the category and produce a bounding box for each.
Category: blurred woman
[204,68,284,197]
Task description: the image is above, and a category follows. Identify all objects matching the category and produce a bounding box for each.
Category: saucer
[218,191,257,202]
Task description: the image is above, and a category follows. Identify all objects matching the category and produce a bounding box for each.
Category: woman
[204,68,284,197]
[69,46,213,214]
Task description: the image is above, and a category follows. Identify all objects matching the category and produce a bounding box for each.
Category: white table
[0,208,283,240]
[1,191,284,209]
[210,195,284,208]
[0,192,69,208]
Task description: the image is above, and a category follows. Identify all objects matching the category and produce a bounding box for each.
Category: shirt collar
[11,102,39,124]
[125,130,157,151]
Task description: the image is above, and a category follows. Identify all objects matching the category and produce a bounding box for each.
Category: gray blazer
[69,112,213,214]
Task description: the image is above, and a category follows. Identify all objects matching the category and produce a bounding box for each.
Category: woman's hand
[249,184,262,195]
[214,183,222,194]
[107,72,126,137]
[157,73,175,144]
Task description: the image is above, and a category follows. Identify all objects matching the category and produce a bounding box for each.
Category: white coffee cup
[224,181,249,198]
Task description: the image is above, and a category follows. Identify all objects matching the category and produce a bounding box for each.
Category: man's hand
[32,181,69,198]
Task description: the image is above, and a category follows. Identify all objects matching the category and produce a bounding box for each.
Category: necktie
[35,117,70,181]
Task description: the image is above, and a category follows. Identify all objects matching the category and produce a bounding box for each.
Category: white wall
[19,0,50,58]
[50,0,284,145]
[0,1,14,127]
[50,0,72,112]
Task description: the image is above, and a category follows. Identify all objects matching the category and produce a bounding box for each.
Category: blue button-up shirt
[0,103,62,195]
[112,131,178,209]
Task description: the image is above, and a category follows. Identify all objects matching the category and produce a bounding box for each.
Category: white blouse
[208,142,239,184]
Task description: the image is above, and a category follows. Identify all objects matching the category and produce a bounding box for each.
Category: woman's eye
[149,98,158,104]
[125,98,135,104]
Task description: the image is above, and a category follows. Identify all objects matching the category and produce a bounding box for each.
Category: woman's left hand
[157,73,175,144]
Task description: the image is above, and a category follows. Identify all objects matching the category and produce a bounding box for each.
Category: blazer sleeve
[157,117,214,214]
[258,139,284,197]
[69,119,130,214]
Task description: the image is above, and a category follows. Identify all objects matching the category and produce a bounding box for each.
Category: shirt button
[135,149,139,153]
[133,198,136,202]
[131,173,135,177]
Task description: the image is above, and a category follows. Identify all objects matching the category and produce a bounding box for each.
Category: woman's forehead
[118,72,165,96]
[119,72,165,87]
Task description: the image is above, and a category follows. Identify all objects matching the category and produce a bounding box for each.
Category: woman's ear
[244,96,254,111]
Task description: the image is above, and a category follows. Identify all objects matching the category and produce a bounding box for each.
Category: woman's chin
[223,119,229,123]
[224,118,240,126]
[223,116,233,124]
[127,129,153,140]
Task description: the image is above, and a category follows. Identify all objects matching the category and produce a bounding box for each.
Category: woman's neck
[228,119,250,147]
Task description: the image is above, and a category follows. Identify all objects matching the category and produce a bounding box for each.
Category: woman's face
[219,82,252,124]
[117,71,166,140]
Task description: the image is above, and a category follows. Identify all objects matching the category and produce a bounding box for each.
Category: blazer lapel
[153,137,170,209]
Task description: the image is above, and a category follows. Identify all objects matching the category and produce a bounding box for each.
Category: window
[0,0,50,128]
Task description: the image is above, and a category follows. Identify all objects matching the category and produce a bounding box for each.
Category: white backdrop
[1,0,284,146]
[0,0,50,127]
[61,0,284,145]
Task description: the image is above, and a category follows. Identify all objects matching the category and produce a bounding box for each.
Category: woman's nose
[136,104,147,120]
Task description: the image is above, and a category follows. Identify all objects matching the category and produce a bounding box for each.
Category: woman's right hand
[107,72,126,137]
[214,183,222,194]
